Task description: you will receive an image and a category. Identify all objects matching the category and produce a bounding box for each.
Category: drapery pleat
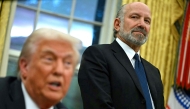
[0,1,11,75]
[122,0,185,105]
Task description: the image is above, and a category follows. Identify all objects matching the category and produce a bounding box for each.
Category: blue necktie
[134,54,153,109]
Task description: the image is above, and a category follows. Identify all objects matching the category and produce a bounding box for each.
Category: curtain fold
[0,1,11,75]
[122,0,185,105]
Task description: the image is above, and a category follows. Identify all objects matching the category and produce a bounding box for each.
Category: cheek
[65,70,74,82]
[123,24,134,32]
[147,26,150,32]
[38,61,55,72]
[63,70,74,88]
[124,19,133,28]
[29,63,54,80]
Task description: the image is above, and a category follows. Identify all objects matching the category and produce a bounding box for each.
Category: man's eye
[131,16,138,19]
[64,61,73,68]
[145,20,150,24]
[46,57,53,61]
[65,61,71,65]
[43,56,54,63]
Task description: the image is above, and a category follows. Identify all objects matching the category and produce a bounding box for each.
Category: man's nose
[137,19,146,30]
[54,60,64,76]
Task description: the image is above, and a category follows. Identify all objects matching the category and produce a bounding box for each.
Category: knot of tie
[134,53,139,61]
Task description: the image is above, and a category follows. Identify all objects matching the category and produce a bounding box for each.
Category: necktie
[134,54,153,109]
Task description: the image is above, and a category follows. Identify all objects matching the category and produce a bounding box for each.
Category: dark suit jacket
[0,77,67,109]
[78,40,165,109]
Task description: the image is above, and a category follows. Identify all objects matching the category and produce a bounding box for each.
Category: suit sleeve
[78,46,115,109]
[156,69,165,109]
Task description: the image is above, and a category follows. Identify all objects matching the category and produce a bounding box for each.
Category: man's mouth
[133,31,144,35]
[132,28,146,36]
[50,82,61,87]
[49,81,62,91]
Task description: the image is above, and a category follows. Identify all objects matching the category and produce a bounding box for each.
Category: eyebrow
[41,49,55,55]
[41,48,74,59]
[131,13,151,20]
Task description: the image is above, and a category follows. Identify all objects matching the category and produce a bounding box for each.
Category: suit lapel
[141,59,158,107]
[6,80,25,109]
[5,79,68,109]
[111,40,144,96]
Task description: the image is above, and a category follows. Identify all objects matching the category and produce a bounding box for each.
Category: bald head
[126,2,151,16]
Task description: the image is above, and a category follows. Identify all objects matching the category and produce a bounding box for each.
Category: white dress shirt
[116,38,138,67]
[21,83,54,109]
[116,38,155,109]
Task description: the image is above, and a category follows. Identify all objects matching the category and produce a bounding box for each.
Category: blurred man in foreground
[0,28,79,109]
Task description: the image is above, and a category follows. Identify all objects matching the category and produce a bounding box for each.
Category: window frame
[0,0,119,76]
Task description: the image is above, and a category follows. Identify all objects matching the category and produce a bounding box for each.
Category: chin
[44,92,64,102]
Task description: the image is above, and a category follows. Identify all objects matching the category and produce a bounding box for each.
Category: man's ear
[114,18,120,32]
[19,58,28,79]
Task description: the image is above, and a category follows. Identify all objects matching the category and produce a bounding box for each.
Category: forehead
[35,39,74,56]
[125,2,151,18]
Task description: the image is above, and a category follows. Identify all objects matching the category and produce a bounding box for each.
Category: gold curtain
[122,0,185,105]
[0,1,11,74]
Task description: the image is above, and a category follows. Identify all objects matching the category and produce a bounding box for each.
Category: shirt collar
[116,38,140,61]
[21,82,54,109]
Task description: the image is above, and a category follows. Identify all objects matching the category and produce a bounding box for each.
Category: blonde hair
[17,28,80,78]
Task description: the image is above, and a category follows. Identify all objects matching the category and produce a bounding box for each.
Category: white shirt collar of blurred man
[21,83,54,109]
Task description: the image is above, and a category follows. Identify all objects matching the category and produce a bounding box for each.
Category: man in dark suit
[0,28,79,109]
[78,2,165,109]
